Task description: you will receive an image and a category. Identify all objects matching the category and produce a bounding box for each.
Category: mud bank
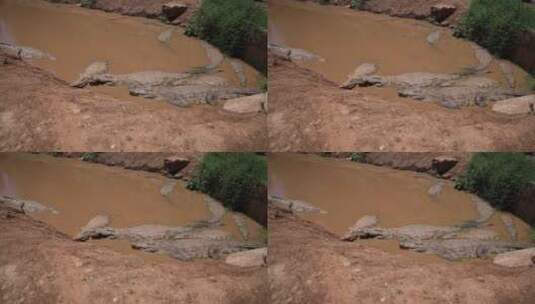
[268,54,535,151]
[0,204,268,304]
[50,152,268,226]
[0,154,266,260]
[45,0,267,73]
[0,52,267,151]
[269,204,535,304]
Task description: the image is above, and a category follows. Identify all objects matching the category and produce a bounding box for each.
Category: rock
[157,28,173,43]
[427,181,444,197]
[439,100,461,109]
[500,214,517,241]
[430,4,456,23]
[162,1,187,22]
[431,156,458,175]
[492,95,535,115]
[340,63,378,89]
[160,179,177,198]
[426,30,441,45]
[229,59,247,87]
[493,248,535,267]
[472,196,495,223]
[223,93,266,114]
[0,196,58,215]
[163,156,189,175]
[71,61,109,88]
[204,197,226,224]
[470,43,493,71]
[269,196,327,214]
[341,215,378,241]
[225,248,267,267]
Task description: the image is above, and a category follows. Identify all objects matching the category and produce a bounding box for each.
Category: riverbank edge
[314,152,535,227]
[46,0,267,74]
[293,0,534,76]
[47,152,268,226]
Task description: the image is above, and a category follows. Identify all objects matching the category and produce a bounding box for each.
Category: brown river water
[268,0,529,90]
[268,154,532,257]
[0,0,259,102]
[0,153,263,260]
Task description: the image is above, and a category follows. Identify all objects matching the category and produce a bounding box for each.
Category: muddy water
[0,0,259,101]
[0,153,263,258]
[268,0,528,90]
[268,154,532,247]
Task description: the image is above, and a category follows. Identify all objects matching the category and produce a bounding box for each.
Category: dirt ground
[268,205,535,304]
[268,55,535,151]
[0,205,268,304]
[0,53,267,151]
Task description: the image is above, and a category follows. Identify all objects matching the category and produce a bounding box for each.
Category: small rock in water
[426,30,441,45]
[160,179,177,198]
[427,181,443,197]
[158,29,173,43]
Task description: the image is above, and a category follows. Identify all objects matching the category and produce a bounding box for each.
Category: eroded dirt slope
[0,205,267,304]
[268,205,535,304]
[0,54,267,151]
[268,55,535,151]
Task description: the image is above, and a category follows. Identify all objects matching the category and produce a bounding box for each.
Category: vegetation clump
[350,0,365,10]
[80,0,95,8]
[185,0,266,57]
[187,153,267,212]
[454,0,535,58]
[350,152,365,163]
[455,153,535,210]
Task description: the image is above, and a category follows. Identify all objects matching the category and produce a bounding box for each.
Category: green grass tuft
[185,0,266,57]
[454,0,535,58]
[455,153,535,210]
[187,153,267,212]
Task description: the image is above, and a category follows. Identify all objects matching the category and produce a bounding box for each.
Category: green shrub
[185,0,266,57]
[187,153,267,211]
[350,0,364,10]
[531,228,535,241]
[350,152,365,163]
[80,0,95,8]
[319,0,330,5]
[455,153,535,210]
[454,0,535,58]
[80,152,98,162]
